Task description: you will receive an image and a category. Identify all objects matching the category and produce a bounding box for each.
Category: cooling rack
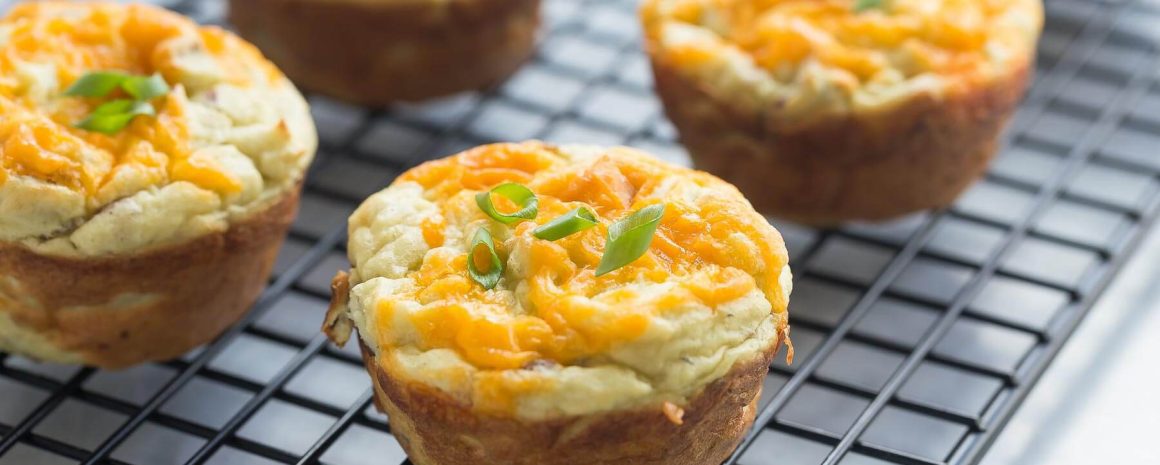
[1,0,1158,464]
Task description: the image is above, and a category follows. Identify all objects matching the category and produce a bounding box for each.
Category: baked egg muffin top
[341,142,792,418]
[0,3,315,256]
[642,0,1043,121]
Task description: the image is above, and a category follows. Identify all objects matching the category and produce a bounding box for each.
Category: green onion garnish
[65,72,170,100]
[66,71,171,135]
[475,183,539,225]
[595,204,666,277]
[75,99,156,135]
[853,0,885,12]
[64,71,132,97]
[121,74,171,100]
[467,228,503,290]
[533,207,599,241]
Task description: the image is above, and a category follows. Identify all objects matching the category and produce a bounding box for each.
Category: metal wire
[727,2,1155,463]
[0,0,1157,464]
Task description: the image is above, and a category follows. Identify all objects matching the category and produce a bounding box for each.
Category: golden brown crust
[323,270,353,347]
[359,334,781,465]
[650,56,1032,225]
[228,0,541,105]
[0,185,302,369]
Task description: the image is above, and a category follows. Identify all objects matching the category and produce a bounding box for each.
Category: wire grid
[1,0,1159,464]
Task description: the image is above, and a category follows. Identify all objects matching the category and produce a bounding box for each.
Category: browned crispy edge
[356,333,781,465]
[323,270,353,347]
[649,55,1032,225]
[229,0,541,106]
[0,185,301,369]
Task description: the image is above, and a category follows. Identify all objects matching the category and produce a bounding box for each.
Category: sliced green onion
[121,73,170,100]
[595,204,666,277]
[67,71,169,135]
[475,183,539,225]
[853,0,885,12]
[533,207,598,241]
[467,228,503,290]
[64,71,130,97]
[75,99,155,135]
[65,71,171,99]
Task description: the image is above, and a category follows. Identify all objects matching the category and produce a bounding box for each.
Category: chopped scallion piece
[595,204,666,277]
[467,228,504,290]
[121,73,171,100]
[853,0,886,13]
[533,207,599,241]
[67,71,170,135]
[75,99,156,135]
[64,71,130,98]
[475,183,539,225]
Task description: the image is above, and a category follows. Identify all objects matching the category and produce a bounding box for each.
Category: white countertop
[981,225,1160,464]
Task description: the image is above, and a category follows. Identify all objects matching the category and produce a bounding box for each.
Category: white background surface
[982,226,1160,464]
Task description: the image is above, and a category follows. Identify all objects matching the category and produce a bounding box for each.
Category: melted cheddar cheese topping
[346,143,791,388]
[642,0,1042,117]
[0,3,277,199]
[0,3,315,256]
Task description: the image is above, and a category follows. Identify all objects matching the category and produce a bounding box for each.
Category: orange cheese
[648,0,1027,83]
[0,3,278,199]
[384,143,790,370]
[420,215,447,248]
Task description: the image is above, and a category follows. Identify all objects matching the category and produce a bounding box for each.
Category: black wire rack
[1,0,1159,464]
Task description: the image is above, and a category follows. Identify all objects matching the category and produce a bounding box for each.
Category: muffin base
[0,186,301,369]
[357,335,781,465]
[651,58,1031,225]
[229,0,540,106]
